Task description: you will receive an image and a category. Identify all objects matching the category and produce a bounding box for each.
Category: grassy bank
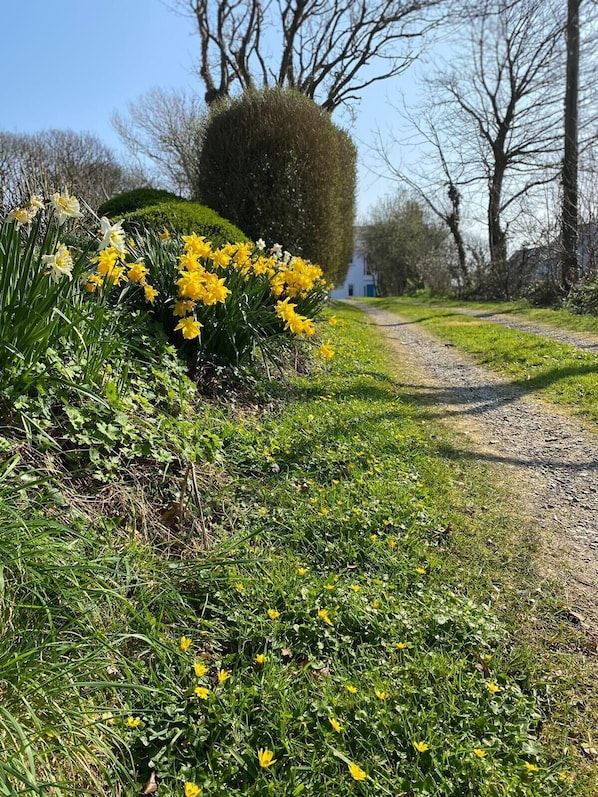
[367,297,598,428]
[4,303,598,795]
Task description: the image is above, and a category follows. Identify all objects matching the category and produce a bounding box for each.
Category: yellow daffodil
[143,283,159,303]
[257,748,276,768]
[347,761,367,781]
[158,228,171,241]
[317,343,335,360]
[175,316,203,340]
[127,261,149,283]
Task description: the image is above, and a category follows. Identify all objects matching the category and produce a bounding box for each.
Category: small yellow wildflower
[184,782,201,797]
[345,684,358,694]
[179,636,192,652]
[347,761,367,781]
[349,584,361,592]
[297,567,308,576]
[524,762,539,772]
[234,582,245,591]
[396,642,408,650]
[414,741,429,753]
[371,600,381,609]
[375,689,388,700]
[194,686,210,699]
[328,316,338,326]
[387,537,397,549]
[255,654,267,665]
[193,662,208,678]
[126,716,141,728]
[257,507,267,516]
[317,608,333,626]
[329,717,343,732]
[324,584,335,591]
[474,748,486,758]
[257,748,276,768]
[487,681,500,694]
[317,343,335,360]
[267,608,280,620]
[217,669,230,683]
[416,567,427,575]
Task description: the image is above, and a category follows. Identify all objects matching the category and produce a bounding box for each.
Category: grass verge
[367,297,598,427]
[3,303,597,796]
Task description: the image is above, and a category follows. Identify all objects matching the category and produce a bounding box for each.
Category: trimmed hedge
[98,188,186,219]
[121,201,247,246]
[195,89,356,284]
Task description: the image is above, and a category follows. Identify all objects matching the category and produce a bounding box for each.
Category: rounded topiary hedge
[195,89,356,285]
[98,188,186,219]
[121,201,247,246]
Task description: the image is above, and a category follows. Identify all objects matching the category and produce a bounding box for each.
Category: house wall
[329,245,376,299]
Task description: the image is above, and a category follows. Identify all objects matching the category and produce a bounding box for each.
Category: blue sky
[0,0,421,220]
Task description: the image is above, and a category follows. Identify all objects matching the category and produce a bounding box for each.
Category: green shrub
[564,278,598,316]
[97,188,185,218]
[195,89,356,285]
[121,201,247,246]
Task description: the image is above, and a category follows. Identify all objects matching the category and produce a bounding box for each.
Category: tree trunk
[561,0,581,291]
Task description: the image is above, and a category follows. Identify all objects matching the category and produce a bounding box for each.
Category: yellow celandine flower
[267,608,280,620]
[371,600,381,609]
[414,741,429,753]
[347,761,367,781]
[257,748,276,768]
[524,762,539,772]
[158,228,171,241]
[317,608,333,626]
[328,717,343,732]
[194,686,210,699]
[297,567,308,576]
[255,653,267,665]
[387,538,397,549]
[234,582,245,592]
[328,316,338,326]
[396,642,408,650]
[179,636,192,652]
[127,261,149,284]
[375,690,388,700]
[217,669,230,683]
[175,316,203,340]
[346,684,357,694]
[324,584,335,591]
[193,662,208,678]
[416,567,427,575]
[349,584,360,592]
[126,716,141,728]
[487,681,500,694]
[474,748,486,758]
[184,781,201,797]
[143,284,159,303]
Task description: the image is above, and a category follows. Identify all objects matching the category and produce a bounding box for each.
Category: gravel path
[355,302,598,633]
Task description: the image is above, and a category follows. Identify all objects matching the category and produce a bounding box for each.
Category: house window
[348,284,354,297]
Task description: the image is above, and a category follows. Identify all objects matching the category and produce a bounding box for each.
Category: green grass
[394,295,598,335]
[3,303,597,796]
[368,298,598,427]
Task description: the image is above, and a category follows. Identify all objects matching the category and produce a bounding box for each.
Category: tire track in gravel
[354,302,598,633]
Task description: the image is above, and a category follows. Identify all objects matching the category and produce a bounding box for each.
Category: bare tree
[175,0,448,112]
[429,0,566,283]
[0,130,132,212]
[112,88,207,195]
[561,0,581,289]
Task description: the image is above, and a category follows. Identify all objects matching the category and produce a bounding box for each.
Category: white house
[329,229,376,299]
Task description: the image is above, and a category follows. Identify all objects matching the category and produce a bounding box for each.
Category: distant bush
[196,89,356,285]
[564,278,598,316]
[98,188,185,218]
[121,201,247,246]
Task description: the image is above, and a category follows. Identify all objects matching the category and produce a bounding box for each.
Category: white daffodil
[7,207,35,228]
[98,216,126,253]
[28,194,45,213]
[255,238,266,251]
[270,243,283,258]
[42,243,74,281]
[51,190,82,224]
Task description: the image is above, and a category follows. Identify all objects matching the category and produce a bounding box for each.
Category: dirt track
[355,302,598,633]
